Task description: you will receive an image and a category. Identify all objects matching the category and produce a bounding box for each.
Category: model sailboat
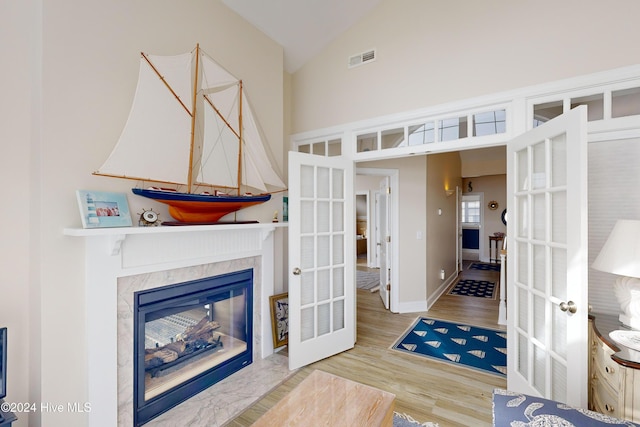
[94,44,286,223]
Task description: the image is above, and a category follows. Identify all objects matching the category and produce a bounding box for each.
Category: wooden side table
[589,313,640,421]
[489,236,503,263]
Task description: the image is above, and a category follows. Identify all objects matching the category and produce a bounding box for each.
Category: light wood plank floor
[226,262,506,427]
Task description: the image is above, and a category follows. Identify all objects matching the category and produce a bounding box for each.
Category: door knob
[293,267,301,275]
[559,300,577,314]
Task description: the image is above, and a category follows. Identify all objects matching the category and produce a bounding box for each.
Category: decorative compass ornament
[138,208,161,226]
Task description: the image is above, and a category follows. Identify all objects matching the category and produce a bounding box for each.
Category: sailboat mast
[187,43,201,194]
[237,80,243,195]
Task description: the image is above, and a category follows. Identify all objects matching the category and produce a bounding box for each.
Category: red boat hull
[132,188,271,223]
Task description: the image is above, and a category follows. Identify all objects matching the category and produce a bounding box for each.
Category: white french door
[507,106,588,407]
[287,151,356,370]
[378,177,390,309]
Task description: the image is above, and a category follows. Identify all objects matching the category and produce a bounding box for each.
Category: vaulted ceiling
[221,0,383,73]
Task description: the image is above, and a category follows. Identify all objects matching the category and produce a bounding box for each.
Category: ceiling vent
[348,49,376,69]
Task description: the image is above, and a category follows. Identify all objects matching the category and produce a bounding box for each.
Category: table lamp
[592,219,640,329]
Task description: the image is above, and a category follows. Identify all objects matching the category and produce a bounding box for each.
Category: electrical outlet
[440,269,445,280]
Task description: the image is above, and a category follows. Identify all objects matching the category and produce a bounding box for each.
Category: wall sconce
[445,189,455,197]
[592,219,640,329]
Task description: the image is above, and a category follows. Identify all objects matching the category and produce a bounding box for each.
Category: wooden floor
[226,261,506,427]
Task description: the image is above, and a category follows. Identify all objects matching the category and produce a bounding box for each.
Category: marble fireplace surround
[65,223,290,426]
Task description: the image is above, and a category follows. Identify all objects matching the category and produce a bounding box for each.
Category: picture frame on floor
[269,292,288,348]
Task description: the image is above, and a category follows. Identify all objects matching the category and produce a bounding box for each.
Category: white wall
[291,0,640,134]
[290,0,640,315]
[3,1,284,426]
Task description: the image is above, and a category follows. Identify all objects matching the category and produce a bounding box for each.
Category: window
[462,199,480,224]
[473,110,506,136]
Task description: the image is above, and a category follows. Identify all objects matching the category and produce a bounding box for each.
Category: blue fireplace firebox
[133,269,253,426]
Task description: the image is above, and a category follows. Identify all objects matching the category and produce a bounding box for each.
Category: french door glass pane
[301,165,314,197]
[552,307,567,359]
[517,149,528,191]
[533,294,546,344]
[317,167,330,198]
[333,299,345,330]
[332,169,344,198]
[551,134,567,187]
[532,142,546,190]
[333,267,344,297]
[317,236,330,267]
[301,236,314,269]
[532,244,545,292]
[532,193,546,241]
[551,358,567,403]
[317,201,330,232]
[318,303,330,336]
[317,269,330,301]
[551,248,567,301]
[301,307,314,341]
[301,201,314,233]
[333,202,344,231]
[333,234,344,264]
[516,241,529,286]
[518,333,529,378]
[517,287,528,332]
[551,192,567,244]
[533,345,546,395]
[301,271,314,305]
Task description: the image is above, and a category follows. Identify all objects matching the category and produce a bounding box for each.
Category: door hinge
[386,283,390,291]
[386,236,391,243]
[386,187,391,194]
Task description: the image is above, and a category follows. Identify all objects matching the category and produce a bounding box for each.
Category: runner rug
[468,262,501,272]
[356,269,380,291]
[391,317,506,377]
[447,279,496,299]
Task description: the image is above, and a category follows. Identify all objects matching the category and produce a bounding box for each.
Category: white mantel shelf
[64,221,288,236]
[64,222,288,258]
[64,221,287,426]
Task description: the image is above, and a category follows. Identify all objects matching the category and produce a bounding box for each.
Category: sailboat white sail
[94,45,286,223]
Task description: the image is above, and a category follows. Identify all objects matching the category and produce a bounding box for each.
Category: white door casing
[288,151,356,370]
[506,106,588,407]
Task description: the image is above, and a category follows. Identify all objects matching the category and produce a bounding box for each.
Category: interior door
[288,151,355,370]
[378,177,390,309]
[457,186,463,273]
[506,106,588,407]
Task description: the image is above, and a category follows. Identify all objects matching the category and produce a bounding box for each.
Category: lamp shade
[592,219,640,278]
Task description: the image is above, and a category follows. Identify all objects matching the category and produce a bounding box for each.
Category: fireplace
[134,269,253,426]
[64,223,287,426]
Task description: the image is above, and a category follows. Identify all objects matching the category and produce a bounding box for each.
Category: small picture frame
[76,190,133,228]
[269,292,289,348]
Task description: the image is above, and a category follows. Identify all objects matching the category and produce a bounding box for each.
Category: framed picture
[269,292,289,348]
[76,190,133,228]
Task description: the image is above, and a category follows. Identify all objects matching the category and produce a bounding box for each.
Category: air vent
[348,49,376,69]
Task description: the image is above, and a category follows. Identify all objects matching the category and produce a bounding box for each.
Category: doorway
[356,168,398,312]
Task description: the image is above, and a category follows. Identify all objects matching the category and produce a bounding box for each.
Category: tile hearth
[149,351,292,426]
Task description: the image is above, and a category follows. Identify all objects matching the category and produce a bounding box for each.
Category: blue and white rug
[469,262,501,272]
[391,317,506,377]
[447,279,496,299]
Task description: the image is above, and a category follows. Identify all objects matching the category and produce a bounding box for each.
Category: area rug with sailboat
[391,318,506,377]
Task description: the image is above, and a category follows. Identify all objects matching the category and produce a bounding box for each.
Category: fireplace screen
[134,269,253,426]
